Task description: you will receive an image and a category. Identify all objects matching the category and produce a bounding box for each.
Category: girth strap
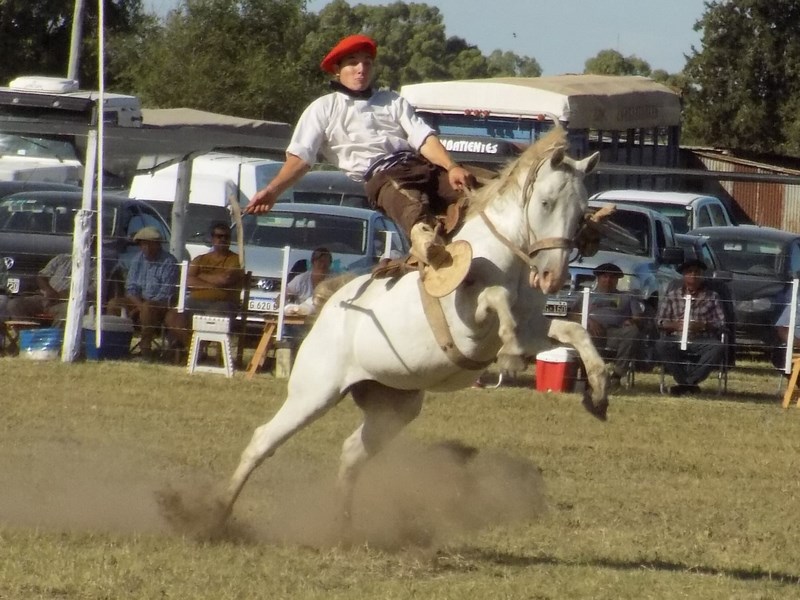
[417,278,494,371]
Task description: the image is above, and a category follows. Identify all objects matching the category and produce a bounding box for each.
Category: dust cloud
[0,438,547,550]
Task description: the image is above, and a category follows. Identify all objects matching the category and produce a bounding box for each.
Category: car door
[655,219,681,299]
[374,215,408,258]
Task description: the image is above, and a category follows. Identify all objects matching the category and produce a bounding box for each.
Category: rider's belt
[364,150,416,182]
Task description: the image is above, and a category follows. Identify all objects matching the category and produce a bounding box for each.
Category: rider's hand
[447,165,475,191]
[244,187,278,215]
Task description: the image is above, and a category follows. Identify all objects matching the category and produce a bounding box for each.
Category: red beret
[320,34,377,74]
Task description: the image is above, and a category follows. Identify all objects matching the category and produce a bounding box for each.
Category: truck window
[708,203,727,226]
[696,206,712,228]
[655,221,666,252]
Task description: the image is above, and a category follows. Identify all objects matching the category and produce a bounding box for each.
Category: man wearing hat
[244,33,475,295]
[655,259,726,396]
[107,226,179,360]
[582,262,642,389]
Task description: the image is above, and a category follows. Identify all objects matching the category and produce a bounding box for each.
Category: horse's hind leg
[216,375,346,523]
[337,381,423,523]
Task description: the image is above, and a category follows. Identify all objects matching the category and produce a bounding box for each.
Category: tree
[683,0,800,155]
[0,0,147,88]
[486,50,541,78]
[113,0,314,122]
[584,49,651,76]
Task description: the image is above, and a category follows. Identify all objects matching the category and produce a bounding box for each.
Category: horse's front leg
[476,285,526,373]
[547,319,609,420]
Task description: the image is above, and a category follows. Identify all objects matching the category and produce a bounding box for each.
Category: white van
[129,170,246,258]
[129,153,284,257]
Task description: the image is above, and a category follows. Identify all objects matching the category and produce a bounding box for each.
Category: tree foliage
[683,0,800,156]
[111,0,545,122]
[0,0,147,88]
[584,49,651,76]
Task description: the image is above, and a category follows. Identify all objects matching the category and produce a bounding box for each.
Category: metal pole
[67,0,85,81]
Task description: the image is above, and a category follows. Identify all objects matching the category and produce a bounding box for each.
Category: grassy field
[1,356,800,599]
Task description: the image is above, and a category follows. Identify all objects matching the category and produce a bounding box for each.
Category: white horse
[217,129,606,527]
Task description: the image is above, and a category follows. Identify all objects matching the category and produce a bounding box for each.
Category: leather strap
[417,278,494,371]
[479,210,572,268]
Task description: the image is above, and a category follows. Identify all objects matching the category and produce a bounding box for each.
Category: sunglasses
[212,233,231,240]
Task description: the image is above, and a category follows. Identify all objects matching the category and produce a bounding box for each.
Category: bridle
[478,153,579,272]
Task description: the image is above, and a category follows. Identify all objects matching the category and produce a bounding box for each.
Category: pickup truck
[546,201,684,315]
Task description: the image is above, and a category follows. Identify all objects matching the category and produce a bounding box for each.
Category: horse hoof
[497,353,526,374]
[581,394,608,421]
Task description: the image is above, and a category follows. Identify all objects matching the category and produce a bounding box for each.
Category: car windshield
[0,197,115,236]
[242,212,368,255]
[614,201,690,233]
[706,238,783,275]
[0,134,79,161]
[595,210,650,256]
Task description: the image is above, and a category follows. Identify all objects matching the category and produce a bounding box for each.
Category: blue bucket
[19,327,63,360]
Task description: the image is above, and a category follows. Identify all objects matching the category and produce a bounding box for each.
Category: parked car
[689,225,800,349]
[0,191,172,296]
[674,232,724,270]
[590,189,736,234]
[235,203,408,315]
[548,201,684,316]
[276,170,369,208]
[0,180,83,199]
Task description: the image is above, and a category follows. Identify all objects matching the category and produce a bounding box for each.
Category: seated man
[107,226,179,360]
[7,253,96,324]
[168,221,244,348]
[583,262,642,389]
[285,246,332,314]
[655,259,726,396]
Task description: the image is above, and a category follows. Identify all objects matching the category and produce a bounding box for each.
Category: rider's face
[335,51,374,92]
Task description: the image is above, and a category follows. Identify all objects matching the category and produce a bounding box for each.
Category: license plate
[6,277,19,294]
[248,298,277,312]
[543,299,568,317]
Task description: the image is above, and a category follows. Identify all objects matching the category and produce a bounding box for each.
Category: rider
[244,34,475,273]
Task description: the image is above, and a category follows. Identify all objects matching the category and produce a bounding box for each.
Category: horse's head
[524,139,599,292]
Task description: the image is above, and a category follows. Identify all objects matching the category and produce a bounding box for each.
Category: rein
[477,153,575,270]
[478,210,573,269]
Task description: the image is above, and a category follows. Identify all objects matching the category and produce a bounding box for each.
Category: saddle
[371,164,492,285]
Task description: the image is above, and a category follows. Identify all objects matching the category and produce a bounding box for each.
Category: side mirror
[661,246,684,265]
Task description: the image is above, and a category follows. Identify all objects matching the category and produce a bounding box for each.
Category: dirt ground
[0,437,547,550]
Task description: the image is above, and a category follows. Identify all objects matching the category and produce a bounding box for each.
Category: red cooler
[535,347,578,392]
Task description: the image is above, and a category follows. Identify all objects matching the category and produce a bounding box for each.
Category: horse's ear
[579,151,601,175]
[550,146,566,169]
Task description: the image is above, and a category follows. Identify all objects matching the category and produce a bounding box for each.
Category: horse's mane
[466,127,569,217]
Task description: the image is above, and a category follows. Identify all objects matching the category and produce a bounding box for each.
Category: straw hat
[133,226,162,242]
[420,240,473,298]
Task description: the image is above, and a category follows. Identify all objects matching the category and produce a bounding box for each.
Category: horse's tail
[313,272,358,313]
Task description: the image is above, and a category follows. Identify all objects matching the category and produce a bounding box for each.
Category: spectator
[287,247,332,304]
[655,259,726,396]
[106,226,179,361]
[7,253,96,324]
[168,221,244,348]
[583,262,642,389]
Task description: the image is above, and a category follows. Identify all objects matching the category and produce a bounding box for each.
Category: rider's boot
[409,221,449,268]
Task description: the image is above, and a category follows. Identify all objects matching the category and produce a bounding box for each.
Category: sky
[143,0,707,75]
